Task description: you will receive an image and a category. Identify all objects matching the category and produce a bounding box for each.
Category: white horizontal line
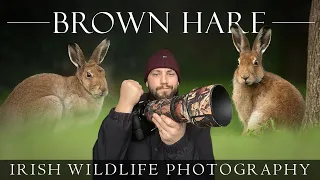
[272,22,315,24]
[7,22,51,24]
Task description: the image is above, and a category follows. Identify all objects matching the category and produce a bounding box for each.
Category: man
[93,49,214,178]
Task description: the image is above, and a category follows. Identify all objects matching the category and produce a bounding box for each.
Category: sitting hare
[0,39,110,131]
[230,24,305,135]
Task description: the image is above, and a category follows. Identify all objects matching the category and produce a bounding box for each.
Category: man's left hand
[152,113,186,145]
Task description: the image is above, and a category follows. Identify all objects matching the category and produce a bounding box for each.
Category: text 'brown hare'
[0,39,110,131]
[230,24,305,135]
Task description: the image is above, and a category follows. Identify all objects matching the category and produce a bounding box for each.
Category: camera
[132,100,156,141]
[132,84,233,141]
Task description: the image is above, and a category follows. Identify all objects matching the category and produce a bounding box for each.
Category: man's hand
[115,80,144,113]
[152,113,186,145]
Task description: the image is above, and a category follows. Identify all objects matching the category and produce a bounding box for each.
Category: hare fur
[230,24,305,135]
[0,39,110,131]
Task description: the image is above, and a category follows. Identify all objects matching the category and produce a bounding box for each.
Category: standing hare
[230,24,305,135]
[0,39,110,131]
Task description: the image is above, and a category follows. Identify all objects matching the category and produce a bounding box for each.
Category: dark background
[0,0,311,95]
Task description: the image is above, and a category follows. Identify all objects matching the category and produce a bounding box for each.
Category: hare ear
[230,24,251,53]
[68,43,86,68]
[252,26,272,54]
[89,39,110,64]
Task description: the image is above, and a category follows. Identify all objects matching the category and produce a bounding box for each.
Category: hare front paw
[243,111,270,135]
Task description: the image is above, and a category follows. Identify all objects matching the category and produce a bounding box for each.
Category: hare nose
[101,87,107,93]
[242,76,249,81]
[100,87,108,96]
[99,86,107,93]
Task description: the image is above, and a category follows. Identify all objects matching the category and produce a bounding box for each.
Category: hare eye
[253,60,259,66]
[87,72,92,78]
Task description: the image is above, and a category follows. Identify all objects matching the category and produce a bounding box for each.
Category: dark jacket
[93,93,215,179]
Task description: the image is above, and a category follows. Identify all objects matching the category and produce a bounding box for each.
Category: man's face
[146,68,179,100]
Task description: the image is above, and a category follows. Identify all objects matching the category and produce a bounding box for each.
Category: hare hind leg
[0,95,63,133]
[26,95,64,128]
[1,96,63,151]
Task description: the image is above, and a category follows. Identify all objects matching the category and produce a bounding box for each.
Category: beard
[149,85,178,100]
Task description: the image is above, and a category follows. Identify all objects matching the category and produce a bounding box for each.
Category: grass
[0,79,319,160]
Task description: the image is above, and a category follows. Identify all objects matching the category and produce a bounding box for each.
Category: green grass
[0,80,319,160]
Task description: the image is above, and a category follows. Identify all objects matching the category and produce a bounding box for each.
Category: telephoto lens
[131,84,232,140]
[144,84,232,128]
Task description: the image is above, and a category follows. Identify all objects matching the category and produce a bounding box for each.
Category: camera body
[131,100,156,141]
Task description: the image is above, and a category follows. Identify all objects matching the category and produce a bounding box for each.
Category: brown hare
[230,24,305,135]
[0,39,110,131]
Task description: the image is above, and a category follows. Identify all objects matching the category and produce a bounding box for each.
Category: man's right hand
[115,80,144,113]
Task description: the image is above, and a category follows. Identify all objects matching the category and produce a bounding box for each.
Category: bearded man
[93,49,214,164]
